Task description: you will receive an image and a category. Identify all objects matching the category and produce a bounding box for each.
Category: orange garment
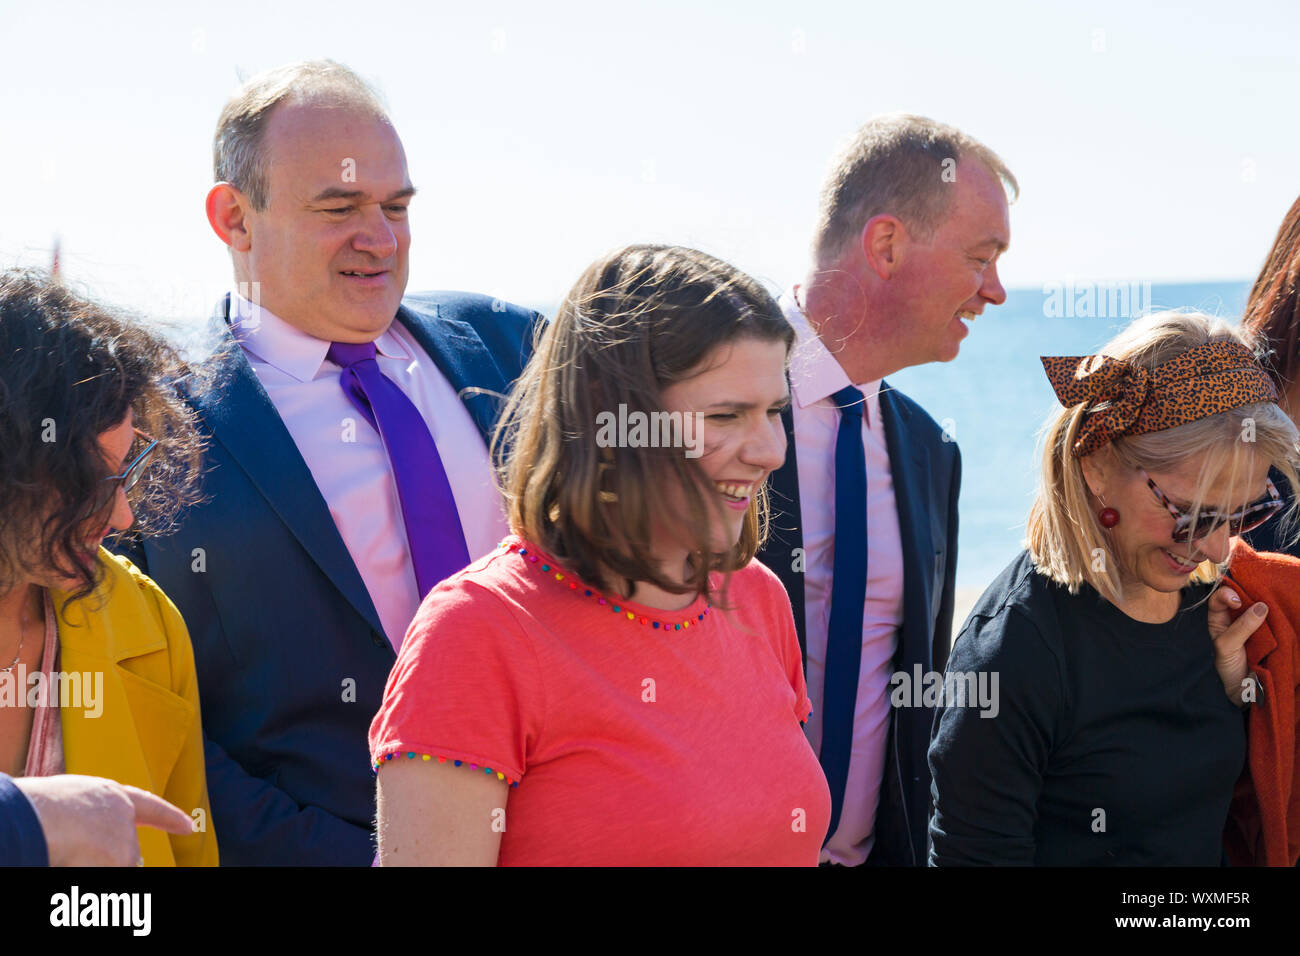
[370,536,831,865]
[1221,539,1300,866]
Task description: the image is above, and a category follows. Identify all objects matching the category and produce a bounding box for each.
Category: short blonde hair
[1027,310,1300,604]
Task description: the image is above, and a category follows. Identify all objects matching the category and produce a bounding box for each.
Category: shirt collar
[780,287,883,413]
[228,292,410,383]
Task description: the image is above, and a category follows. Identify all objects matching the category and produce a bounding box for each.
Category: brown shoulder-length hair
[0,268,206,604]
[492,244,795,601]
[1242,192,1300,394]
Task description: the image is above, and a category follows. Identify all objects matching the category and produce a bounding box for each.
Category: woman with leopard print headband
[929,309,1300,866]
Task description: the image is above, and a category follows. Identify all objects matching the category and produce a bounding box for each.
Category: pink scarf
[22,590,65,777]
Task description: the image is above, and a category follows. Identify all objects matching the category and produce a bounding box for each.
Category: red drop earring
[1097,492,1120,528]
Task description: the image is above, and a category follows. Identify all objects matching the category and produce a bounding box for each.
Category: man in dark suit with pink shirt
[757,114,1017,866]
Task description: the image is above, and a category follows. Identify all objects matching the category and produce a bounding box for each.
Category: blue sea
[533,279,1253,601]
[887,280,1253,596]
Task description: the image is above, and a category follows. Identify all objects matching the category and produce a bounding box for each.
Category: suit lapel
[764,401,808,668]
[764,382,937,674]
[190,297,383,635]
[880,382,936,669]
[397,304,509,443]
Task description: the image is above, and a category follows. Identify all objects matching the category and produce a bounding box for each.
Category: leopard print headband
[1041,341,1278,458]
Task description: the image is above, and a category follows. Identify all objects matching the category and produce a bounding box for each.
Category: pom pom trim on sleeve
[372,750,520,787]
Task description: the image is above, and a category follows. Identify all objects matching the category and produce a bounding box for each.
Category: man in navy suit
[756,114,1016,866]
[119,61,540,864]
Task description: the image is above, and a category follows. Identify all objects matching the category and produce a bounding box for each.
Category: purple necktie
[327,341,470,602]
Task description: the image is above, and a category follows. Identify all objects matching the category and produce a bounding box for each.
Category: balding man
[120,61,540,864]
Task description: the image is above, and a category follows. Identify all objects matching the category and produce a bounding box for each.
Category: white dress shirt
[781,289,905,867]
[228,292,508,649]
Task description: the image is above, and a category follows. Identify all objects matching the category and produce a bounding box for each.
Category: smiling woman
[0,268,215,866]
[1030,312,1299,612]
[370,244,833,865]
[928,310,1300,867]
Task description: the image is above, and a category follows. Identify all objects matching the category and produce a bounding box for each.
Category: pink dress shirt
[781,289,905,867]
[229,293,509,650]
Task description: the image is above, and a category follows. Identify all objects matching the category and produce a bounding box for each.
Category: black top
[927,551,1246,866]
[1241,466,1298,558]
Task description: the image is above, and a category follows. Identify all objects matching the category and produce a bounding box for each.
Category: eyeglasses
[102,429,159,497]
[1141,468,1283,544]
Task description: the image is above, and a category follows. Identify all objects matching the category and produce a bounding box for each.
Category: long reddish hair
[1243,194,1300,395]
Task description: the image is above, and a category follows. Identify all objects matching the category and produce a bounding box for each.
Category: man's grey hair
[812,113,1018,266]
[213,59,391,211]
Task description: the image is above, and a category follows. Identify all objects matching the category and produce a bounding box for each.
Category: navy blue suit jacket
[119,292,541,865]
[0,773,47,866]
[755,382,960,866]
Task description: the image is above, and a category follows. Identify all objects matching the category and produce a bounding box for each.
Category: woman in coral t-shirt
[370,244,831,865]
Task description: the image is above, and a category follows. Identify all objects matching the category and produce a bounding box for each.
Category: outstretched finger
[123,785,196,835]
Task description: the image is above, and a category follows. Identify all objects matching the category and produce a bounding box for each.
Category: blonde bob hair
[1027,310,1300,604]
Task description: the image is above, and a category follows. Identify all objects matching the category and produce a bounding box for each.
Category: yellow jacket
[50,550,218,866]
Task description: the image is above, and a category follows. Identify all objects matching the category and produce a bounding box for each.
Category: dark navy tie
[821,385,867,844]
[328,341,471,615]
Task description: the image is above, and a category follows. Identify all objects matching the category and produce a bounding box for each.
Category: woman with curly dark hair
[0,267,216,866]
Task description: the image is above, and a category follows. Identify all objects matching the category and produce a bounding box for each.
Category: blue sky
[3,0,1299,319]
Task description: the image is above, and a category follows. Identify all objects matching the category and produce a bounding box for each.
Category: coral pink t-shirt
[370,535,831,866]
